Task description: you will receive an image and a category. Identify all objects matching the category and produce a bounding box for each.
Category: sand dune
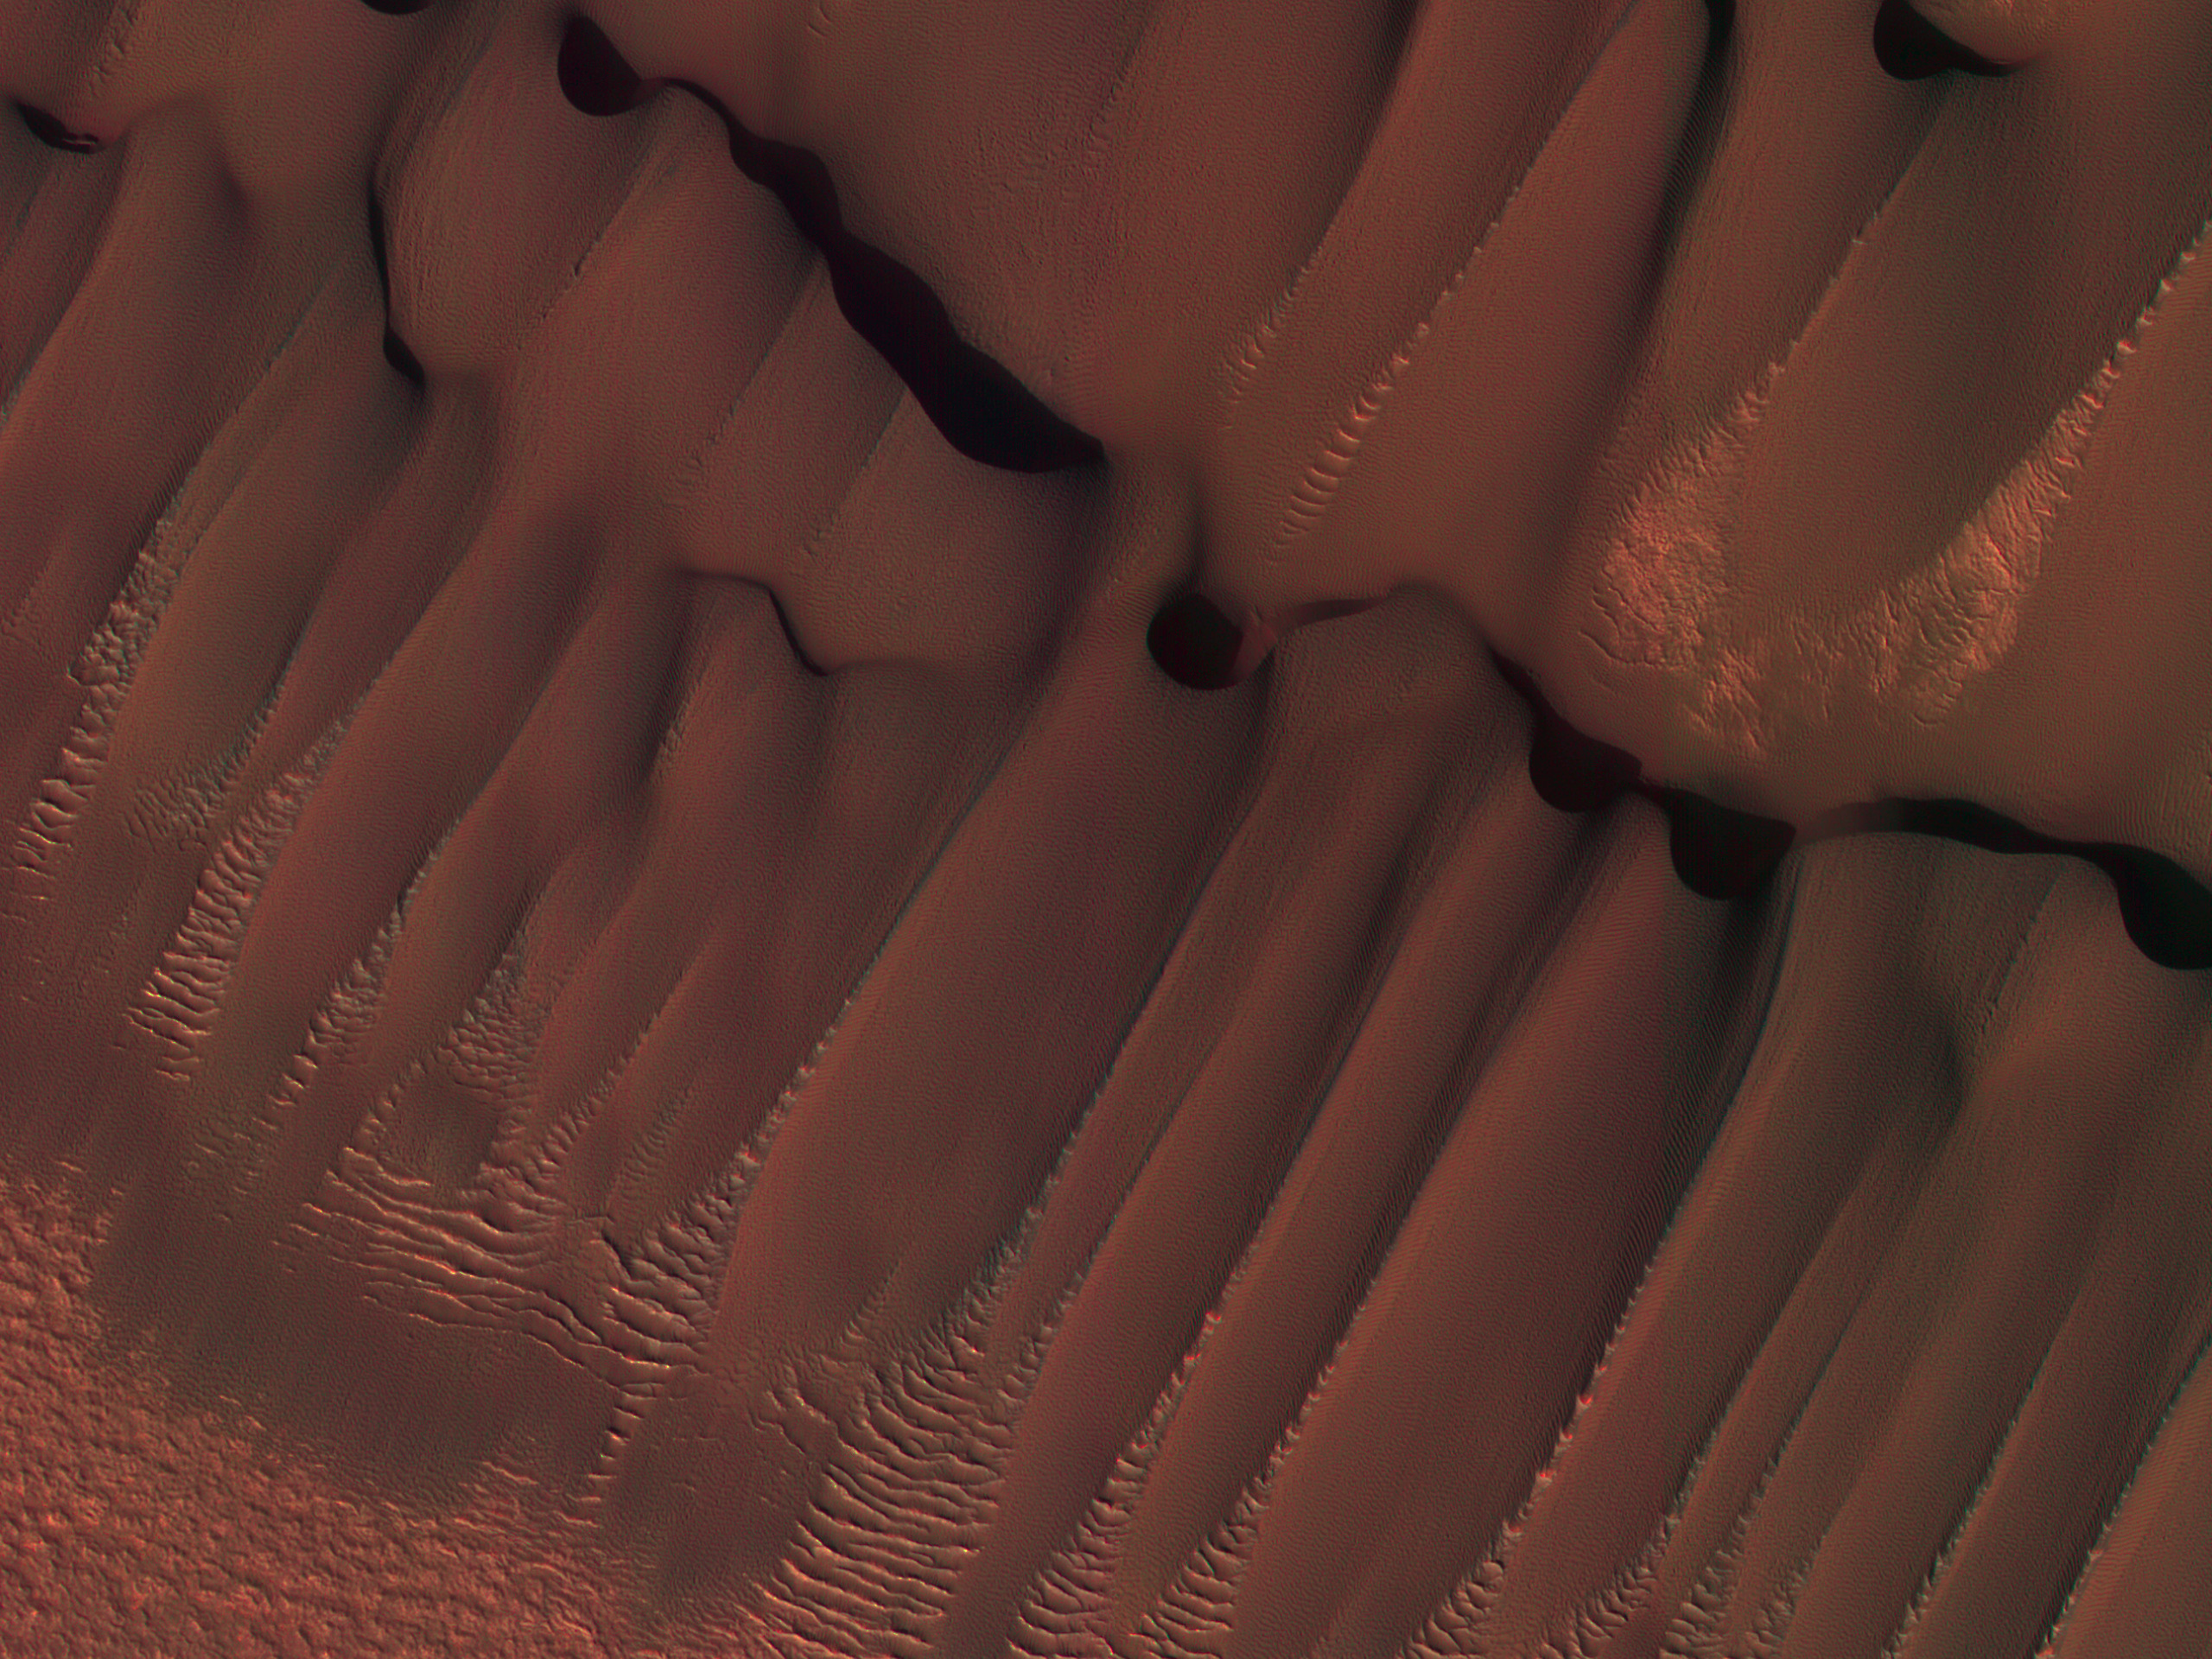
[1,0,2209,1654]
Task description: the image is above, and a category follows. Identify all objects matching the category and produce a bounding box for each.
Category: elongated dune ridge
[3,0,2212,1654]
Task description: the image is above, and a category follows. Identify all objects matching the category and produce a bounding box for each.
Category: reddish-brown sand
[3,0,2210,1655]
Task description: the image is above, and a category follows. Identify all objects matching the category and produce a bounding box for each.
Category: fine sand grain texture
[2,0,2210,1655]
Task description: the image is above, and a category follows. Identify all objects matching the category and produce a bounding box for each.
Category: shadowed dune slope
[1,1,2209,1656]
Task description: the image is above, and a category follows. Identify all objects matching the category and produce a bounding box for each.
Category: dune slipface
[2,0,2209,1655]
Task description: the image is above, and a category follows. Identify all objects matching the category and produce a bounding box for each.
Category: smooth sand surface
[2,1,2209,1655]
